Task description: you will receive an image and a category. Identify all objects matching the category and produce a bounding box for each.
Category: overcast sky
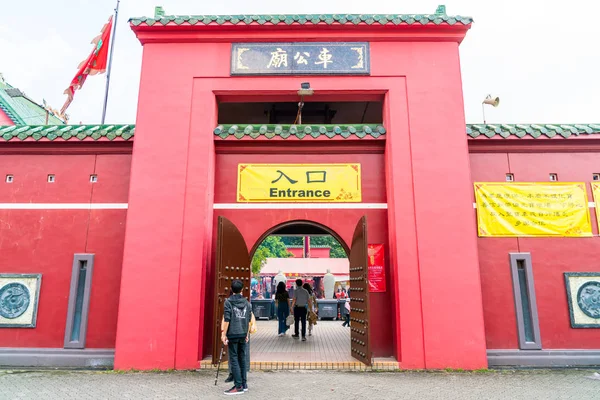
[1,0,599,125]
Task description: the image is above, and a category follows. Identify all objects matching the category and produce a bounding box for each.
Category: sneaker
[224,386,245,395]
[302,337,307,341]
[309,332,312,336]
[243,383,248,392]
[292,335,299,339]
[224,374,234,383]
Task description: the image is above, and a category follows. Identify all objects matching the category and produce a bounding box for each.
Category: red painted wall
[470,151,600,349]
[287,248,303,258]
[287,248,331,258]
[0,109,14,125]
[0,152,130,348]
[310,248,330,258]
[119,22,486,370]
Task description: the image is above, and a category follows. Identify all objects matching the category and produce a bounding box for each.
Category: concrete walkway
[251,319,353,362]
[200,319,398,370]
[1,369,599,399]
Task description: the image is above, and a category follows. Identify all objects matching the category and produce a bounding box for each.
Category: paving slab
[1,369,599,399]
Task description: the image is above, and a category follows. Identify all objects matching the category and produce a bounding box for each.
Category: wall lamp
[295,82,314,124]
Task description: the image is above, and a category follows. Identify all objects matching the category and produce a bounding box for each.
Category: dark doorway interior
[218,101,383,125]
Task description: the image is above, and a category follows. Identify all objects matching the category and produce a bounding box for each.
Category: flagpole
[101,0,120,124]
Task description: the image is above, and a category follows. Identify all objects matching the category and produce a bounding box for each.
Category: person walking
[342,298,351,327]
[303,283,318,336]
[275,281,290,336]
[221,279,254,395]
[291,278,309,341]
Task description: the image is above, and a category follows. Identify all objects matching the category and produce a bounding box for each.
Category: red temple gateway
[0,6,599,370]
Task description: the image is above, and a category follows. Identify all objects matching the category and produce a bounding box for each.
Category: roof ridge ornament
[154,6,165,19]
[435,5,447,15]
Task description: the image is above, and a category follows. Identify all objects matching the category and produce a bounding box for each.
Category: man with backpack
[221,279,254,395]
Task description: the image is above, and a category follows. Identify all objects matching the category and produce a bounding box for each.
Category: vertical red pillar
[174,79,217,369]
[383,42,487,369]
[304,236,310,258]
[405,43,487,369]
[114,46,215,370]
[385,79,426,368]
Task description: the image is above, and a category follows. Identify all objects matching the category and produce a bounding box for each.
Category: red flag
[61,16,113,115]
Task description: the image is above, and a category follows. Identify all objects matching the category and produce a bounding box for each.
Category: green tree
[329,243,347,258]
[280,236,303,246]
[310,235,347,258]
[251,236,293,276]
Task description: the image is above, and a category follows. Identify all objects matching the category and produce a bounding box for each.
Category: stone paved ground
[1,369,599,399]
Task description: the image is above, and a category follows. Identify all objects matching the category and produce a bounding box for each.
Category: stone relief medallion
[564,273,600,328]
[0,283,31,319]
[0,274,42,328]
[577,281,600,319]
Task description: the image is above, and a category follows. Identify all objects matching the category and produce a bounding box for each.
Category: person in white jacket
[342,298,351,327]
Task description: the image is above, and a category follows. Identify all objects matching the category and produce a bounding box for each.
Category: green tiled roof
[0,79,64,126]
[130,6,472,27]
[0,125,134,141]
[466,124,600,139]
[2,123,600,142]
[214,124,386,139]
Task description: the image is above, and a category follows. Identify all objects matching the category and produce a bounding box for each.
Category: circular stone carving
[0,283,31,319]
[576,281,600,319]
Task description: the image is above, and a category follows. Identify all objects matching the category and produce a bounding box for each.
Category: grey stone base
[488,349,600,367]
[0,348,114,368]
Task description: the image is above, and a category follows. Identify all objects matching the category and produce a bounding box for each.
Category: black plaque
[231,42,370,75]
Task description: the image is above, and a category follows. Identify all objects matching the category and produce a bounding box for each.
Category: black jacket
[224,294,251,339]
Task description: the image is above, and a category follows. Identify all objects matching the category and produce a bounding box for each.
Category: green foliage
[310,236,347,258]
[280,236,303,246]
[251,236,292,276]
[253,235,347,276]
[329,245,347,258]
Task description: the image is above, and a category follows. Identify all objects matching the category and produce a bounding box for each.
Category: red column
[404,43,487,369]
[174,79,217,369]
[384,79,426,368]
[114,47,215,370]
[384,42,487,369]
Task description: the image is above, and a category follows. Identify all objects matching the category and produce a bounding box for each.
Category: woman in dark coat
[275,281,291,336]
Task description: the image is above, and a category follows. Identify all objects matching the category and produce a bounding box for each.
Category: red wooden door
[212,216,251,364]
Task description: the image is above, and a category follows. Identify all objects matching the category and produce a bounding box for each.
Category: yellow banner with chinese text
[474,182,592,237]
[591,183,600,231]
[237,164,361,202]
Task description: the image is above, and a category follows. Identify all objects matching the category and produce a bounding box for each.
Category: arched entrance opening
[250,220,350,257]
[211,216,373,367]
[249,220,352,364]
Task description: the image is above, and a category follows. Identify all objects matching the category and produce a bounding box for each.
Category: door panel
[212,216,251,364]
[349,216,372,365]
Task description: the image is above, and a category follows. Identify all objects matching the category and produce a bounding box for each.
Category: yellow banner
[474,182,592,237]
[237,164,361,202]
[592,183,600,231]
